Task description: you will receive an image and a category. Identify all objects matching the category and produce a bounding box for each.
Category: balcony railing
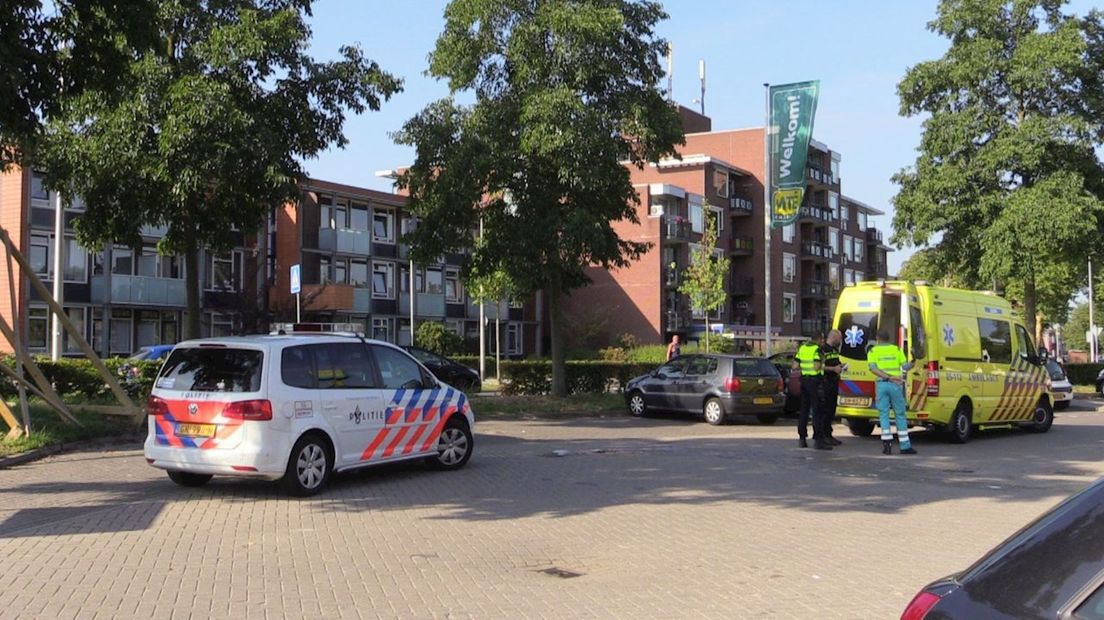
[731,275,754,296]
[801,280,830,298]
[91,274,186,307]
[400,292,446,317]
[319,227,371,255]
[800,242,833,260]
[665,265,682,288]
[729,196,753,215]
[798,206,834,225]
[665,218,691,242]
[866,227,885,245]
[730,235,753,255]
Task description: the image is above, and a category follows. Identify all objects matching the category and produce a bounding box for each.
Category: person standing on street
[666,334,681,361]
[793,333,829,450]
[820,329,845,446]
[869,329,917,455]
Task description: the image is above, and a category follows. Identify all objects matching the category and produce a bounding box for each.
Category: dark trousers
[798,376,822,440]
[819,383,839,439]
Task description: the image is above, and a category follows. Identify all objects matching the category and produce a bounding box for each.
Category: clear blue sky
[301,0,1092,276]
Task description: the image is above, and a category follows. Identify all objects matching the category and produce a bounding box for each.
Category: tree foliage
[892,0,1104,335]
[678,211,729,352]
[38,0,400,337]
[415,321,465,356]
[395,0,684,395]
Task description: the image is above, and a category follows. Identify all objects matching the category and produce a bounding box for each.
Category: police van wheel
[948,403,973,444]
[847,419,875,437]
[167,471,212,488]
[1025,399,1054,433]
[703,398,726,425]
[280,433,333,497]
[628,391,648,418]
[428,416,473,471]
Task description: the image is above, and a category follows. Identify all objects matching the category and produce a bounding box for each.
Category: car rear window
[157,347,264,393]
[732,359,779,377]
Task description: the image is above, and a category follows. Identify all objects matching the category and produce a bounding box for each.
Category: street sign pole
[290,264,301,324]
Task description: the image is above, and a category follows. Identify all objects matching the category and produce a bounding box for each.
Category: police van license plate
[839,396,871,407]
[177,423,215,438]
[753,397,773,405]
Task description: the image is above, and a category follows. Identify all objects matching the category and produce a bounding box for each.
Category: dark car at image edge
[403,346,481,392]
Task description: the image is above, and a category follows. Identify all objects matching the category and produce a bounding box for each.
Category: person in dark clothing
[819,329,846,446]
[666,334,681,361]
[793,333,828,449]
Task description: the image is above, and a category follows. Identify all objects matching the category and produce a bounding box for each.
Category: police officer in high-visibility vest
[819,329,845,446]
[868,329,918,455]
[792,333,830,449]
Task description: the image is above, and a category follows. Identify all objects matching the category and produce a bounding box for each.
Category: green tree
[678,211,729,352]
[415,321,464,356]
[892,0,1104,339]
[468,265,518,380]
[896,248,971,287]
[1064,302,1092,352]
[39,0,401,338]
[395,0,683,395]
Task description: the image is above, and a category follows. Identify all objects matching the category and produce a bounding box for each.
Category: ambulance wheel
[703,398,726,425]
[280,433,333,496]
[847,419,875,437]
[627,391,648,417]
[948,403,973,444]
[1025,399,1054,433]
[427,416,473,471]
[167,471,212,487]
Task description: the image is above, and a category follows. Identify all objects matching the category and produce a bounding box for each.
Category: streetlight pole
[50,190,65,360]
[1090,257,1097,362]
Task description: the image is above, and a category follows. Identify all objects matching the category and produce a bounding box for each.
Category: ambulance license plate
[839,396,871,407]
[177,423,215,438]
[753,397,774,405]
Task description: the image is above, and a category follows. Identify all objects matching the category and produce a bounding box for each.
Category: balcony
[664,265,683,288]
[866,227,890,248]
[91,274,186,307]
[801,280,830,298]
[729,235,753,256]
[400,292,446,318]
[665,217,691,243]
[806,166,835,185]
[800,242,833,261]
[666,310,691,332]
[318,227,371,255]
[729,196,753,215]
[731,275,754,297]
[798,206,834,225]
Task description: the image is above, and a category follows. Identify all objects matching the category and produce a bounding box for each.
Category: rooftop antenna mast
[666,42,673,102]
[698,59,706,115]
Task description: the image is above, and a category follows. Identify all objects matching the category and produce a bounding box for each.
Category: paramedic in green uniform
[868,329,917,455]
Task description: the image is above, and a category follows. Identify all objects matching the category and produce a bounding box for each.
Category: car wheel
[280,433,332,496]
[1025,398,1054,433]
[627,391,648,418]
[167,471,213,488]
[948,402,973,444]
[1054,400,1070,411]
[756,412,779,425]
[703,398,726,425]
[427,416,473,471]
[847,418,875,437]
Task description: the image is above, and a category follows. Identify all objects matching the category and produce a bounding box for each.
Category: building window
[136,310,160,348]
[136,244,159,278]
[841,204,851,227]
[506,323,521,355]
[830,264,840,289]
[856,271,865,282]
[782,253,796,283]
[829,229,840,257]
[782,294,796,323]
[830,159,840,184]
[855,239,865,262]
[372,261,394,299]
[842,235,853,262]
[713,170,729,198]
[350,259,369,287]
[161,311,179,344]
[782,224,795,244]
[426,267,444,295]
[160,255,182,279]
[689,198,704,234]
[371,317,390,342]
[828,192,839,220]
[207,252,242,291]
[445,268,463,302]
[210,312,234,338]
[708,206,724,232]
[28,307,49,349]
[858,211,868,231]
[30,235,49,275]
[844,269,854,285]
[350,202,370,231]
[373,209,394,243]
[111,309,133,354]
[30,173,49,202]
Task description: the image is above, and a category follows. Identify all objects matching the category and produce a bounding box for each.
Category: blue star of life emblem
[943,324,955,346]
[844,325,864,348]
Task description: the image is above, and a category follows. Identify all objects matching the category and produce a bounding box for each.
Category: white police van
[144,333,475,496]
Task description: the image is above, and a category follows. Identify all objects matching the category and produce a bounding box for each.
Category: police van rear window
[157,348,264,393]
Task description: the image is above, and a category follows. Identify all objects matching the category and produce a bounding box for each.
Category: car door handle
[322,404,339,411]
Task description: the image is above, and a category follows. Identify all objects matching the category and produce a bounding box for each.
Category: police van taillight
[223,399,273,421]
[146,395,169,417]
[926,361,940,396]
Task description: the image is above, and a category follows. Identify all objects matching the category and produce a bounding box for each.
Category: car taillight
[724,377,741,393]
[223,399,273,421]
[146,395,169,417]
[926,361,939,396]
[776,377,784,393]
[901,590,940,620]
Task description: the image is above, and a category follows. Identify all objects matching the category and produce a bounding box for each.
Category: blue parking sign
[290,264,301,294]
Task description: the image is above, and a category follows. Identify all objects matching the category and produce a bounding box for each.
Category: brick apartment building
[0,166,537,357]
[562,107,892,350]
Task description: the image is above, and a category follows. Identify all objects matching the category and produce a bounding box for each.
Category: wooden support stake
[0,399,23,439]
[0,312,81,425]
[5,240,31,433]
[1,229,139,421]
[0,362,72,417]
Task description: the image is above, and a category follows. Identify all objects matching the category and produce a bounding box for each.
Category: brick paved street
[1,398,1102,619]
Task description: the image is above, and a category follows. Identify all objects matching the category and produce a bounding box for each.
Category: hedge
[500,360,656,395]
[0,356,162,403]
[1065,363,1104,386]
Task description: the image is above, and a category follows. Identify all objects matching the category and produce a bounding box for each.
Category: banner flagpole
[763,83,772,357]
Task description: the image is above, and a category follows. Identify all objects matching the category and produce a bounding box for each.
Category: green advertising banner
[768,81,819,228]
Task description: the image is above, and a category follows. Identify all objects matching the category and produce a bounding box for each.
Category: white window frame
[110,309,133,355]
[373,208,395,243]
[425,266,444,295]
[206,251,242,291]
[505,323,522,355]
[782,224,795,244]
[689,195,704,234]
[29,234,50,276]
[27,305,49,350]
[842,235,853,262]
[782,253,796,283]
[782,294,796,324]
[209,312,234,338]
[858,211,868,231]
[445,268,463,303]
[371,317,391,343]
[844,269,854,285]
[708,206,724,232]
[713,170,729,198]
[855,239,865,262]
[829,263,840,288]
[828,192,839,220]
[371,261,394,299]
[829,228,840,256]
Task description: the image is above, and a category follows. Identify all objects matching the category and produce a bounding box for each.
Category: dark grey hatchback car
[624,354,784,425]
[903,476,1104,620]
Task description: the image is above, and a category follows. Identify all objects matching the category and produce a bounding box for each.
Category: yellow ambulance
[832,281,1052,443]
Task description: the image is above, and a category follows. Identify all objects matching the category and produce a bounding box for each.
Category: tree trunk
[1024,273,1038,348]
[704,316,710,353]
[548,282,567,397]
[183,230,202,339]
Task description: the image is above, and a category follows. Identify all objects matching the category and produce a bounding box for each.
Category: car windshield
[1045,360,1066,381]
[157,347,264,393]
[733,359,780,377]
